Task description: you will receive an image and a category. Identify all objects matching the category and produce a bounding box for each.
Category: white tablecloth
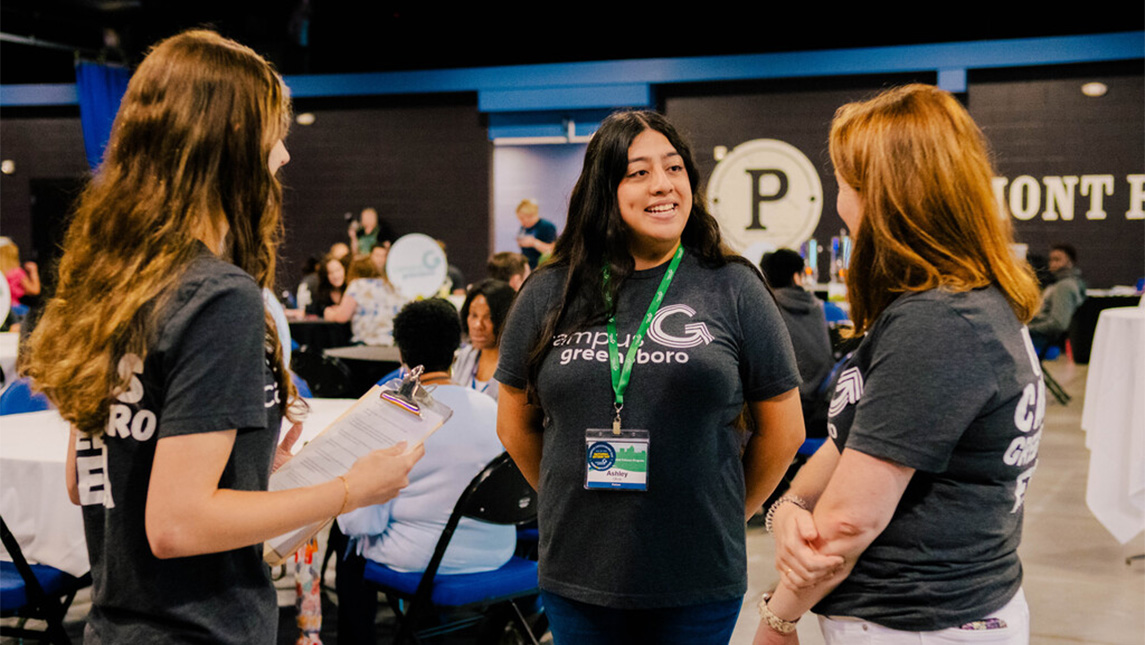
[0,398,357,578]
[0,410,87,576]
[281,397,358,450]
[1081,306,1145,544]
[324,344,402,363]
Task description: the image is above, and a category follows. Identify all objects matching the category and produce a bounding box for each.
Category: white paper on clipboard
[263,378,452,565]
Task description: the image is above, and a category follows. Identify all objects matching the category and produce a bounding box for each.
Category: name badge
[584,428,649,491]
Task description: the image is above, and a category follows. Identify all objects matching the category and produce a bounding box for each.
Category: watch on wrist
[758,592,800,634]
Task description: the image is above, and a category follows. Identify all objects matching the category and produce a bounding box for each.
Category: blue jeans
[540,590,742,645]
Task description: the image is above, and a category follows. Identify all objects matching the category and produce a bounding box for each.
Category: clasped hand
[772,503,845,590]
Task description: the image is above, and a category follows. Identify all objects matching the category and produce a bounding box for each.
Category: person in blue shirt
[515,198,557,268]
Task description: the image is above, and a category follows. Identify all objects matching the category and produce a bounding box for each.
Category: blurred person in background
[760,248,834,438]
[1027,243,1086,353]
[515,198,557,269]
[436,239,467,296]
[324,256,406,346]
[329,241,351,262]
[335,297,511,642]
[369,240,391,275]
[451,279,516,401]
[488,251,531,291]
[348,207,390,256]
[1,237,41,310]
[306,253,348,316]
[293,254,321,315]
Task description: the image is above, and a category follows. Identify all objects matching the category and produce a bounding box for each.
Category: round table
[324,345,402,398]
[0,410,88,576]
[1,331,19,389]
[0,398,358,578]
[1081,306,1145,544]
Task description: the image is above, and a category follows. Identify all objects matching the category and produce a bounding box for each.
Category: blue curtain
[75,61,130,170]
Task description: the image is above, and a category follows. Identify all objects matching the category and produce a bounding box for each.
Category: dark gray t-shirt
[495,252,800,608]
[75,250,281,644]
[815,287,1043,630]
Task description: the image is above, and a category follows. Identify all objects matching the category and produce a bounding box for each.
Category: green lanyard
[603,244,685,434]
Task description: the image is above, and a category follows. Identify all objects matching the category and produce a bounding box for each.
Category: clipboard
[263,367,452,565]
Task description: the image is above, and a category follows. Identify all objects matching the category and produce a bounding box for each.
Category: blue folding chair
[1,515,90,644]
[0,377,52,416]
[377,366,406,387]
[290,370,313,398]
[363,452,545,644]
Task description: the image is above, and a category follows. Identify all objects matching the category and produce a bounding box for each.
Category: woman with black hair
[306,252,348,316]
[495,110,804,644]
[452,278,516,401]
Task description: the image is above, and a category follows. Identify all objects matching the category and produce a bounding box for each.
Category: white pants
[819,588,1029,645]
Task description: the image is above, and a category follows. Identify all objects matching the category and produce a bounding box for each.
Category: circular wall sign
[707,138,823,254]
[386,233,448,299]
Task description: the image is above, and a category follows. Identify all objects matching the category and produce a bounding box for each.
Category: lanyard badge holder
[584,246,683,492]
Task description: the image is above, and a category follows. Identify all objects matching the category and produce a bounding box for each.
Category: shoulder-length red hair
[830,84,1040,335]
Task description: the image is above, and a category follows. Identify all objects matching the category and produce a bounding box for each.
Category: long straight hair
[830,84,1040,335]
[24,29,298,435]
[524,110,753,400]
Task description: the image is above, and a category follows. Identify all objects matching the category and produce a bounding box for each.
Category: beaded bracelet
[764,494,808,533]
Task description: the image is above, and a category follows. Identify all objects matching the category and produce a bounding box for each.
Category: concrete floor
[8,357,1143,644]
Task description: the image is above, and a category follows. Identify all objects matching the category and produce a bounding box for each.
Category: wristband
[757,592,800,634]
[764,494,808,533]
[335,475,351,517]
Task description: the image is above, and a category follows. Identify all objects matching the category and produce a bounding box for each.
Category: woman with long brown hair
[23,30,421,643]
[306,252,348,316]
[753,84,1042,645]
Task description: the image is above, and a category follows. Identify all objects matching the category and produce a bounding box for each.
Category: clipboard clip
[379,365,426,417]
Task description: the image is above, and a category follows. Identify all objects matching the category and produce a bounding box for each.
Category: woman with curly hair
[22,30,420,643]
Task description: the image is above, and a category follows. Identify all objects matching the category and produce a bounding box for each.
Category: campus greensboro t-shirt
[495,251,800,608]
[815,287,1043,630]
[75,248,281,644]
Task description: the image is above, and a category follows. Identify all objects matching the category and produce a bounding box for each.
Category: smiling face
[466,294,495,350]
[326,258,345,288]
[617,129,692,267]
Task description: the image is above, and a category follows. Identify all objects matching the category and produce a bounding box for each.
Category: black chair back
[379,453,542,644]
[1,515,89,644]
[458,453,537,525]
[413,453,537,601]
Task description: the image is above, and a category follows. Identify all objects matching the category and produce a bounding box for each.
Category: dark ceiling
[1,1,1141,85]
